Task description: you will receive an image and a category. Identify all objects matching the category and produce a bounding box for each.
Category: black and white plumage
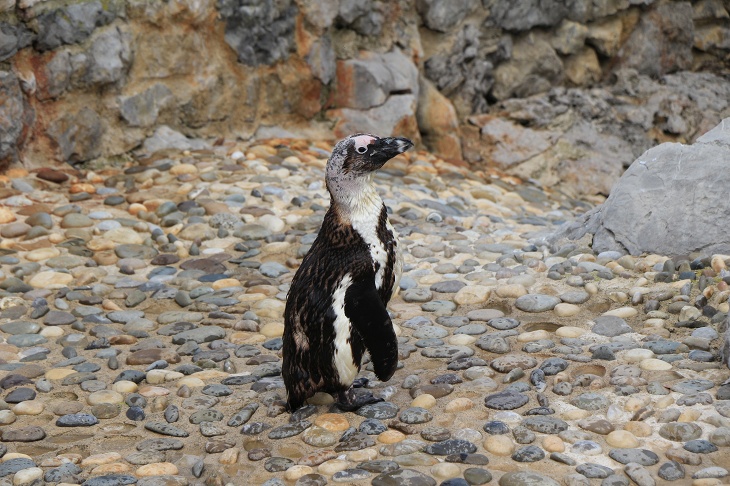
[283,133,413,411]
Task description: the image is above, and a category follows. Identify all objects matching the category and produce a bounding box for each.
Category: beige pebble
[102,299,122,311]
[12,400,43,415]
[87,390,124,406]
[484,435,514,456]
[0,207,16,224]
[25,247,60,261]
[624,422,652,437]
[29,271,73,289]
[542,435,564,452]
[644,318,665,327]
[137,385,170,397]
[39,326,64,338]
[445,398,474,413]
[104,227,144,245]
[412,394,436,409]
[639,358,672,371]
[623,348,654,363]
[719,302,729,313]
[346,448,378,462]
[81,452,123,466]
[259,322,285,337]
[318,459,350,475]
[211,278,240,289]
[431,462,460,479]
[517,330,549,342]
[190,370,228,380]
[86,238,116,251]
[453,285,491,305]
[13,467,43,486]
[448,334,476,345]
[625,396,650,412]
[90,463,130,475]
[2,453,31,462]
[177,377,205,388]
[603,306,638,318]
[111,381,138,393]
[45,369,76,380]
[0,410,16,425]
[679,409,701,422]
[711,255,728,273]
[608,291,629,303]
[584,282,598,294]
[146,370,184,384]
[606,430,639,448]
[655,395,674,409]
[378,430,406,444]
[283,465,313,481]
[679,306,702,321]
[554,303,580,317]
[219,448,239,465]
[495,284,527,298]
[170,163,198,175]
[693,479,722,486]
[562,409,591,420]
[314,413,350,432]
[556,326,586,338]
[136,462,178,476]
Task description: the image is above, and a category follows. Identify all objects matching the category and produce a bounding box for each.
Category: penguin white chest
[351,214,390,290]
[331,274,358,385]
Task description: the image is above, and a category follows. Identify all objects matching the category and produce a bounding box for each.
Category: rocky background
[0,0,729,196]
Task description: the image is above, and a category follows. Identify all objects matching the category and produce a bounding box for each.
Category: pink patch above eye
[352,135,376,152]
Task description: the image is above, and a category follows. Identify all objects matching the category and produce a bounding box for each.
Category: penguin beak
[366,137,414,167]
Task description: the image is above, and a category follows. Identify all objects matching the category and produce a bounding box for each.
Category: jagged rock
[416,0,476,33]
[82,26,133,88]
[616,1,694,76]
[47,107,105,164]
[329,49,418,110]
[423,24,495,115]
[306,35,336,85]
[564,47,602,86]
[490,0,568,31]
[217,0,298,66]
[34,0,122,51]
[586,15,624,58]
[491,33,563,100]
[552,117,730,256]
[330,94,420,141]
[550,19,589,55]
[417,77,462,160]
[0,22,33,62]
[337,0,384,36]
[120,84,174,127]
[298,0,338,32]
[0,71,27,168]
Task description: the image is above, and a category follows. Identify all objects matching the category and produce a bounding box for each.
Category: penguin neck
[329,174,383,226]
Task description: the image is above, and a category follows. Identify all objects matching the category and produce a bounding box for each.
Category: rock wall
[0,0,728,195]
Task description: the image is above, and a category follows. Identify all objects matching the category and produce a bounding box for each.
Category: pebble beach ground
[1,139,730,486]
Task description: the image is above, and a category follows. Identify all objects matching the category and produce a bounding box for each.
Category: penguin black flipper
[344,276,398,382]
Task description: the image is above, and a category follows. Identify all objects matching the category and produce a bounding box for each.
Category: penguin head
[326,134,413,197]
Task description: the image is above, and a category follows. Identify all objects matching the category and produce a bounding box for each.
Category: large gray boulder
[552,117,730,257]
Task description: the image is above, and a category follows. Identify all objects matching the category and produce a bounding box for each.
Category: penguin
[283,133,413,412]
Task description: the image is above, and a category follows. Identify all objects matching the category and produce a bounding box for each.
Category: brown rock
[126,348,181,365]
[417,77,462,161]
[1,425,45,442]
[35,168,70,183]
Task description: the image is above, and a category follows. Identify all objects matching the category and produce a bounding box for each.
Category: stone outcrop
[0,0,728,197]
[551,117,730,257]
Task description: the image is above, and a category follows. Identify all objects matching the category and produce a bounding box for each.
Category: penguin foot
[334,388,383,412]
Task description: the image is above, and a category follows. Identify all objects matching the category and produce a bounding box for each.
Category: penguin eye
[355,146,367,154]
